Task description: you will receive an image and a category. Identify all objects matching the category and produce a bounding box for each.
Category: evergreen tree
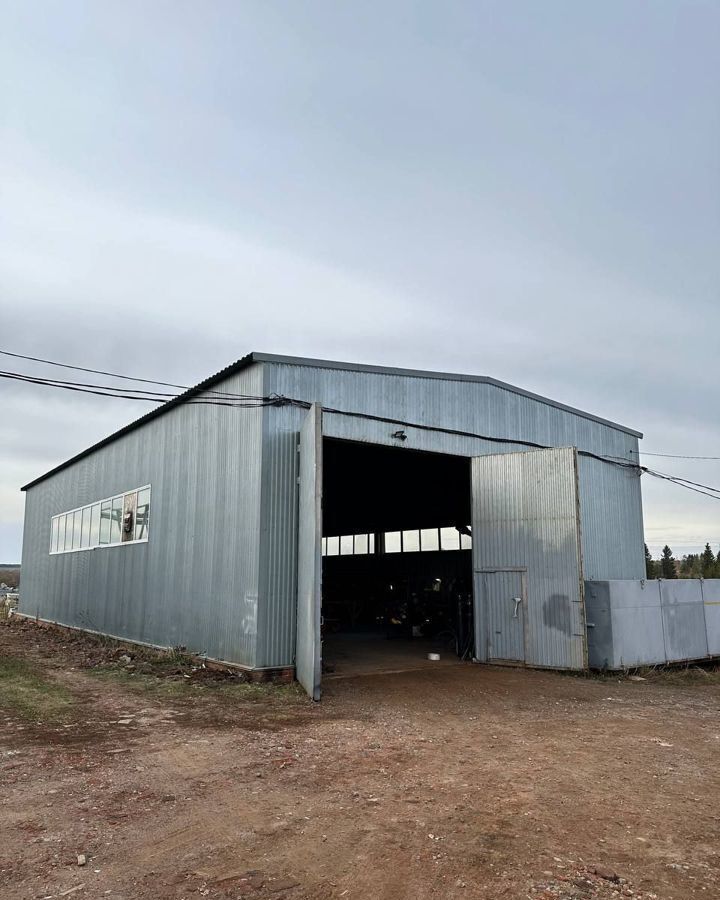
[644,544,656,579]
[660,545,677,579]
[680,553,701,578]
[701,543,716,578]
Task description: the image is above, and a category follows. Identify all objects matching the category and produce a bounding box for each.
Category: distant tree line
[645,543,720,579]
[0,567,20,589]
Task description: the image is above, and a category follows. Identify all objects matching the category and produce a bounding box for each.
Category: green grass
[0,655,75,721]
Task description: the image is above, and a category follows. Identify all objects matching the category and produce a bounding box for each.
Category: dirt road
[1,619,719,899]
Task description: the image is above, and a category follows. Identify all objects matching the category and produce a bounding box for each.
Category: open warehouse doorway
[320,437,474,681]
[296,405,588,700]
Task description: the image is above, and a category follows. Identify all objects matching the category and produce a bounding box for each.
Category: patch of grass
[0,655,75,721]
[566,662,720,685]
[87,667,205,700]
[635,663,720,685]
[212,680,306,705]
[87,664,305,705]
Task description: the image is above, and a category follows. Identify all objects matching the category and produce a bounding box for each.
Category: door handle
[511,597,522,619]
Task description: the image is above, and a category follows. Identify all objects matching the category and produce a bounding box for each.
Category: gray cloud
[1,0,718,562]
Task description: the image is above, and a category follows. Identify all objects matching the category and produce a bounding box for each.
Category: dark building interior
[321,439,474,675]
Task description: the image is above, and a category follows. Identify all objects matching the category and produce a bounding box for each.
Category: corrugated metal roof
[22,351,642,491]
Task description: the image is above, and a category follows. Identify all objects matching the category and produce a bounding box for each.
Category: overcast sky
[1,1,718,562]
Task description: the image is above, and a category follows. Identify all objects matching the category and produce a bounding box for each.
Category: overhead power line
[643,469,720,502]
[0,348,189,389]
[6,346,720,462]
[0,370,270,407]
[636,451,720,461]
[281,400,720,501]
[0,348,250,400]
[314,402,640,470]
[4,351,720,503]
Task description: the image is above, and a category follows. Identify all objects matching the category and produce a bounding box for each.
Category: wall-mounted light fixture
[391,429,407,441]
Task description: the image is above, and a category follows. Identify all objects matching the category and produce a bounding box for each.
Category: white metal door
[478,569,526,662]
[471,447,587,669]
[296,404,323,700]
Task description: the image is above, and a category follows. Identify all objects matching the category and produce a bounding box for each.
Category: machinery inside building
[321,439,474,676]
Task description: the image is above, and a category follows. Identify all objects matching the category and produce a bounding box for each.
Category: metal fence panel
[585,580,665,668]
[586,579,720,668]
[702,580,720,655]
[659,580,708,662]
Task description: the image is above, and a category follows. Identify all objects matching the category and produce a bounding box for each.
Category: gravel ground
[1,618,719,900]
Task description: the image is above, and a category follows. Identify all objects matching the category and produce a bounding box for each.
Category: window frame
[49,484,151,555]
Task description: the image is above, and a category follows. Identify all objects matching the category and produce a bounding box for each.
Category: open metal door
[296,403,323,700]
[471,447,587,670]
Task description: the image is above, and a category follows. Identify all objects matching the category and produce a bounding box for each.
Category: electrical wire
[0,348,255,400]
[5,357,720,502]
[0,370,271,407]
[635,452,720,461]
[643,470,720,502]
[0,348,189,389]
[6,347,720,462]
[1,370,179,399]
[309,401,720,501]
[312,401,641,471]
[653,473,720,495]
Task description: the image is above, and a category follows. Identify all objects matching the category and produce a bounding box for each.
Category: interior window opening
[122,492,137,543]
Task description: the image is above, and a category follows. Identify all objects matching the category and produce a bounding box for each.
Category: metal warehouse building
[20,353,645,699]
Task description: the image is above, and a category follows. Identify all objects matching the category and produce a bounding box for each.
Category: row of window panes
[322,533,375,557]
[321,527,471,556]
[384,527,471,553]
[50,486,151,554]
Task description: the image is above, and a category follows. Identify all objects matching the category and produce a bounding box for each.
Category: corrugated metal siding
[20,365,264,667]
[295,405,323,699]
[267,363,640,458]
[585,580,666,668]
[586,579,720,668]
[256,411,300,668]
[22,358,644,672]
[258,363,643,668]
[704,579,720,656]
[577,456,645,580]
[659,580,709,661]
[471,448,586,669]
